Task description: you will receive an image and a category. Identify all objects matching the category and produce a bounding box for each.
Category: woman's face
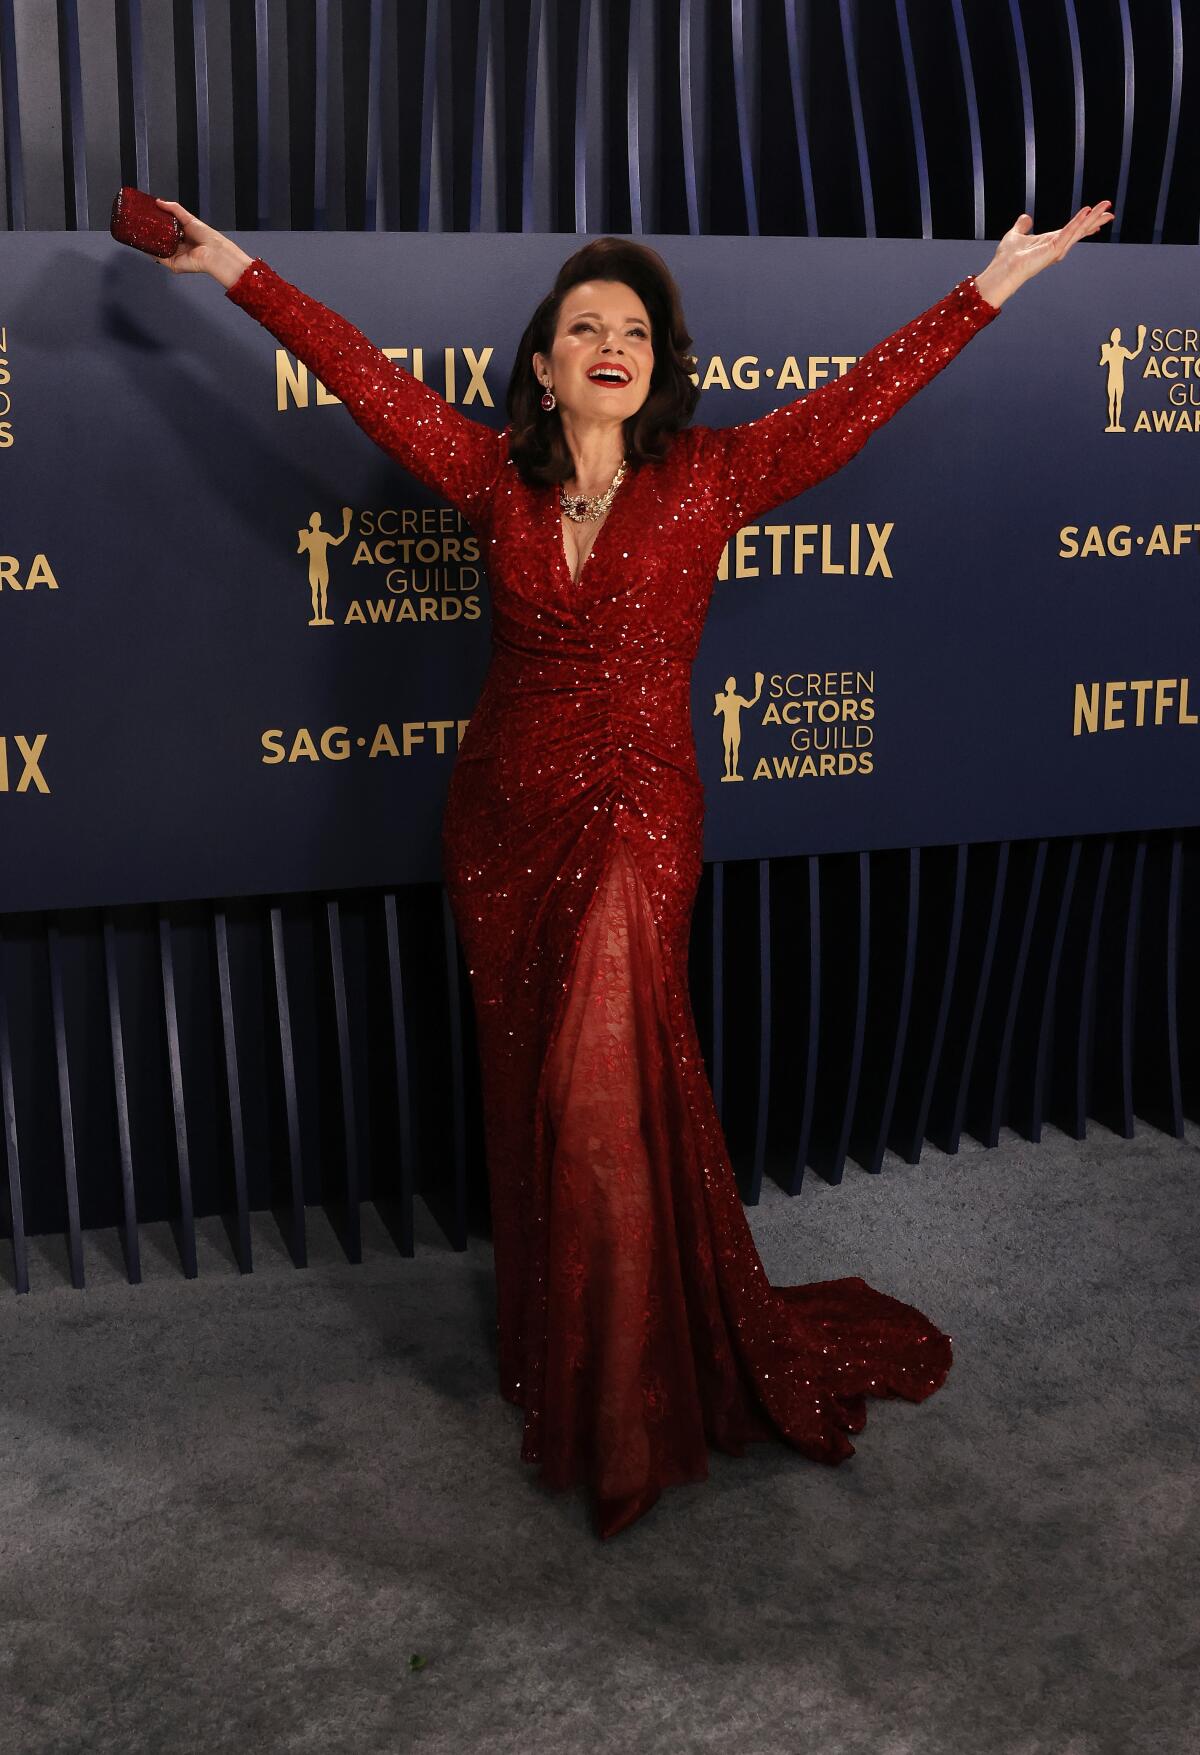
[533,279,655,421]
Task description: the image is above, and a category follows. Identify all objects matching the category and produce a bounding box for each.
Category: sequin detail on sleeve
[225,257,507,526]
[701,274,1000,530]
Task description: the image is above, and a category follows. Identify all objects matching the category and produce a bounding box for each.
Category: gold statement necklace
[559,458,629,523]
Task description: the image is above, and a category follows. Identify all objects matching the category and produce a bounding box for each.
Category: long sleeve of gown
[699,273,1000,529]
[224,257,508,527]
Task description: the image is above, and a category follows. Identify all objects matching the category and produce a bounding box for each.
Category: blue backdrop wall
[0,2,1195,1293]
[3,229,1195,908]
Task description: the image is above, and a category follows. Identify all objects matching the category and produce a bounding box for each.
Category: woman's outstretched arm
[699,201,1113,534]
[151,198,507,528]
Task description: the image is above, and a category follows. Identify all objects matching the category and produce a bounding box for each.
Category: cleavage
[560,507,613,586]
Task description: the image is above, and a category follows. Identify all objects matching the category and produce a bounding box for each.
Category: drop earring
[540,380,556,411]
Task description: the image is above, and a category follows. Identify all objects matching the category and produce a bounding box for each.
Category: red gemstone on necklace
[574,499,586,515]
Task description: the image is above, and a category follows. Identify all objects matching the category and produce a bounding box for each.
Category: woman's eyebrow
[567,310,647,323]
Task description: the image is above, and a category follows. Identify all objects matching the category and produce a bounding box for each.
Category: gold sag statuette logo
[291,503,485,628]
[714,672,764,781]
[1100,321,1200,432]
[298,506,353,625]
[713,669,876,783]
[1100,322,1147,431]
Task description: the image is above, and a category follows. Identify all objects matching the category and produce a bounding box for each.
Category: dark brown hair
[505,236,701,489]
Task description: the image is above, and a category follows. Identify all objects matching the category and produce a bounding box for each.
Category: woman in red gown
[160,196,1111,1539]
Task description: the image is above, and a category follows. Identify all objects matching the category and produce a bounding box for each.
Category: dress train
[534,829,952,1539]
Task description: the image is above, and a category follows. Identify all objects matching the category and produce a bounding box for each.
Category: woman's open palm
[995,201,1114,285]
[151,197,231,275]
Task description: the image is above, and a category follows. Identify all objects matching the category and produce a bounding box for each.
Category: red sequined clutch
[109,186,183,258]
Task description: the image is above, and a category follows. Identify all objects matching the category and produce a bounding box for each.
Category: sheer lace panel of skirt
[541,836,676,1501]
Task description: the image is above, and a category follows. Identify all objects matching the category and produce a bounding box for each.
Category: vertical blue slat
[1163,837,1183,1135]
[363,0,382,230]
[582,0,611,233]
[1006,0,1035,218]
[192,0,211,220]
[949,0,984,240]
[1117,836,1146,1134]
[1154,0,1182,245]
[268,904,306,1266]
[1110,0,1134,244]
[786,855,820,1195]
[710,861,724,1121]
[830,852,870,1181]
[121,0,149,193]
[382,894,415,1256]
[729,0,758,234]
[213,907,252,1272]
[893,0,930,239]
[838,0,874,237]
[583,0,609,232]
[0,0,26,228]
[946,843,1009,1153]
[1030,839,1081,1142]
[1075,838,1114,1137]
[254,0,270,226]
[313,0,329,229]
[47,924,84,1287]
[325,899,362,1262]
[679,0,701,235]
[57,0,88,227]
[783,0,817,235]
[985,840,1046,1146]
[431,0,455,230]
[625,0,643,232]
[158,909,198,1278]
[441,893,468,1250]
[1061,0,1085,213]
[519,0,541,232]
[573,0,590,231]
[101,914,141,1284]
[868,848,920,1173]
[467,0,491,232]
[904,845,967,1163]
[748,859,770,1204]
[0,927,29,1292]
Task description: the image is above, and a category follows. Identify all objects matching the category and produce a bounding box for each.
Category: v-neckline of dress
[550,466,633,590]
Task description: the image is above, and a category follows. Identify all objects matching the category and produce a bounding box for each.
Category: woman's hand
[151,198,253,289]
[975,201,1114,309]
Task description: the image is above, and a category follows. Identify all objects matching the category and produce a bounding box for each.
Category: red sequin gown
[227,258,1000,1538]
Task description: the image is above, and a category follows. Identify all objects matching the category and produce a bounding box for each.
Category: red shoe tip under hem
[595,1479,663,1540]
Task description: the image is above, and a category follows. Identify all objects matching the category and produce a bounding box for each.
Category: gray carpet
[1,1120,1196,1755]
